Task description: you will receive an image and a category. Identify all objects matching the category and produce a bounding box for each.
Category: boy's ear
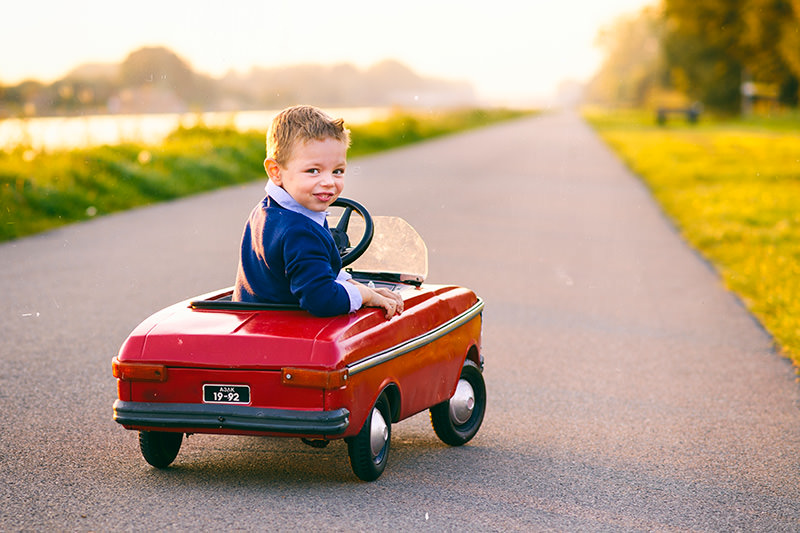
[264,158,282,185]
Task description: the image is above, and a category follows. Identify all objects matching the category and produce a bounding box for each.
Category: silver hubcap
[370,407,389,457]
[449,378,475,425]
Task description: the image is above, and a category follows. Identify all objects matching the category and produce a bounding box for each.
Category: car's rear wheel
[346,393,391,481]
[139,430,183,468]
[430,359,486,446]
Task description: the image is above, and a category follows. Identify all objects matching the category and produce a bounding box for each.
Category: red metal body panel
[114,283,482,440]
[128,368,321,410]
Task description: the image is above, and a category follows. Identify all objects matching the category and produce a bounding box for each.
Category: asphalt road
[2,112,799,531]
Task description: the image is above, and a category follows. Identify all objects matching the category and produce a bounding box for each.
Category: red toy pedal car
[112,199,485,481]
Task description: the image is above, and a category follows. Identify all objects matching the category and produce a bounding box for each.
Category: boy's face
[265,137,347,212]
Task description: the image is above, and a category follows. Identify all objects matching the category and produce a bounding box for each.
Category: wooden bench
[656,105,701,125]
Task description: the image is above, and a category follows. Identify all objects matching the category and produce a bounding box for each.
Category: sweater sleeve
[282,224,353,317]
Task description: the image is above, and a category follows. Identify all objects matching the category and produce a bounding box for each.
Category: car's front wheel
[139,430,183,468]
[430,359,486,446]
[346,393,391,481]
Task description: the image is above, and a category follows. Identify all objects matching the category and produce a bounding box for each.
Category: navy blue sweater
[233,197,351,316]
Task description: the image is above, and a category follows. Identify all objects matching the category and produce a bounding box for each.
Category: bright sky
[2,0,654,104]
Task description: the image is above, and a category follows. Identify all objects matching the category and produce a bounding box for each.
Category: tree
[779,0,800,84]
[586,5,665,107]
[662,0,799,110]
[732,0,799,105]
[662,0,747,112]
[120,47,192,88]
[119,46,217,107]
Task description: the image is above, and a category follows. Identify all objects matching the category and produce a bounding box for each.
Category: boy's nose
[320,172,335,186]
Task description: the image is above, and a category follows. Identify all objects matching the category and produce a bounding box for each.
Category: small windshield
[327,212,428,284]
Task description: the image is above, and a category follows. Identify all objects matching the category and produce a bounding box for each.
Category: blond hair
[267,105,351,166]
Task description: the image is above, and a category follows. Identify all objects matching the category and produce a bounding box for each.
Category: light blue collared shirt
[266,181,362,312]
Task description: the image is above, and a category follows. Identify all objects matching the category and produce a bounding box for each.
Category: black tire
[139,430,183,468]
[346,394,391,481]
[430,359,486,446]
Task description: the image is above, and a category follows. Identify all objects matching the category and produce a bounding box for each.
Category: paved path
[2,111,799,531]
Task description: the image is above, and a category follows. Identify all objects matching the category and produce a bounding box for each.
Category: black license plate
[203,384,250,404]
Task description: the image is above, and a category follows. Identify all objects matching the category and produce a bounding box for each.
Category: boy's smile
[265,138,347,212]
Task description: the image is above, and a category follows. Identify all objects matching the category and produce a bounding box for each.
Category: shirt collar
[265,181,328,227]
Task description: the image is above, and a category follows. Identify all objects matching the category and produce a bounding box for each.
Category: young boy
[233,105,403,319]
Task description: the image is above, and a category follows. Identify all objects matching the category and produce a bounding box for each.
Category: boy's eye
[305,168,320,175]
[333,168,345,176]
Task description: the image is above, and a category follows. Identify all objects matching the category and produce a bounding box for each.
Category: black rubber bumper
[113,400,350,435]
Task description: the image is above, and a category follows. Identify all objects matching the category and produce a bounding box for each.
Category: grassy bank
[1,107,531,242]
[585,109,800,370]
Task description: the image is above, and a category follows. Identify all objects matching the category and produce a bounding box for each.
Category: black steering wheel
[329,197,374,267]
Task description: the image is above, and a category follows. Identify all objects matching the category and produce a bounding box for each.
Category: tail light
[112,357,167,382]
[281,367,348,390]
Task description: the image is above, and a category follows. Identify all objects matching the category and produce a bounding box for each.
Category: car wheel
[430,359,486,446]
[346,393,391,481]
[139,430,183,468]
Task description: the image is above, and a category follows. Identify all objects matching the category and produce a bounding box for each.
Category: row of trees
[0,47,474,118]
[0,47,219,117]
[587,0,800,112]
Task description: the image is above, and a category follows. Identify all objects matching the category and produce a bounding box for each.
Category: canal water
[0,107,391,151]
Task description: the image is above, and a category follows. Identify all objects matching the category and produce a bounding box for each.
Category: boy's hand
[351,282,404,319]
[370,287,404,319]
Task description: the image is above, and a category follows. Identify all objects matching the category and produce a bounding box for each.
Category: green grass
[585,109,800,370]
[1,108,532,242]
[349,108,528,155]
